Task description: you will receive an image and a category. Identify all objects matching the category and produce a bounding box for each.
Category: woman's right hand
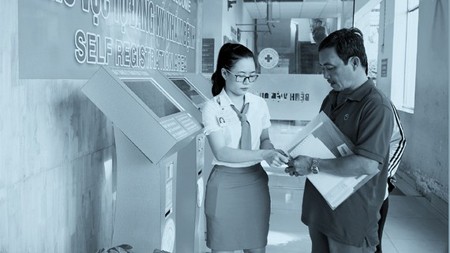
[262,149,289,168]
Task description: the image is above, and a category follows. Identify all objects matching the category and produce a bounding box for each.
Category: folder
[284,111,375,210]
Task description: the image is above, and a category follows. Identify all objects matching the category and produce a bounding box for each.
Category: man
[286,28,394,253]
[376,103,406,253]
[312,19,327,44]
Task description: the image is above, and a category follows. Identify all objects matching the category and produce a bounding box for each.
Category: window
[392,0,419,113]
[402,0,419,111]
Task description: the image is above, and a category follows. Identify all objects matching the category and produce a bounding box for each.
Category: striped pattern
[388,103,407,178]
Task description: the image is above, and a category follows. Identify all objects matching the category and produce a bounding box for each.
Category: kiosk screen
[169,78,205,107]
[123,80,181,118]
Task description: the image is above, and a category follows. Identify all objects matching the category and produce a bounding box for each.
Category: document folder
[285,112,375,210]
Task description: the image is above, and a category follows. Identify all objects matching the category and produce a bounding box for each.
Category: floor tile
[267,208,310,252]
[388,195,447,221]
[384,216,448,242]
[390,239,448,253]
[379,233,399,253]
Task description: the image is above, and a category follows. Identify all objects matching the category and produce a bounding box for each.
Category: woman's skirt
[204,163,270,251]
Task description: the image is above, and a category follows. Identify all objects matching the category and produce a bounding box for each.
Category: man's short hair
[319,27,369,74]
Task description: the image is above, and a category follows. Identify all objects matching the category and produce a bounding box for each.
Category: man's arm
[287,154,379,177]
[388,103,407,177]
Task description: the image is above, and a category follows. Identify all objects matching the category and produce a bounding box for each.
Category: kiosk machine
[141,69,213,253]
[82,66,203,253]
[163,72,213,253]
[165,73,212,105]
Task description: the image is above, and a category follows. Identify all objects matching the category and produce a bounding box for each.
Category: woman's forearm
[214,147,267,163]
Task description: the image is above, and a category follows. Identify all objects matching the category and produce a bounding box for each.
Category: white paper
[286,112,374,210]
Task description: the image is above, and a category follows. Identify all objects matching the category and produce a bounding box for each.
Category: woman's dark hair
[318,27,369,75]
[211,43,256,96]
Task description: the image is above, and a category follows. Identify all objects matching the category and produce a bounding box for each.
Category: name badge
[216,115,226,127]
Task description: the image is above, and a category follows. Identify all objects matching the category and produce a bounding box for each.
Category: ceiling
[242,0,354,20]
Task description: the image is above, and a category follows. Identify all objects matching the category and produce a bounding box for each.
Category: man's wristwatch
[310,159,319,174]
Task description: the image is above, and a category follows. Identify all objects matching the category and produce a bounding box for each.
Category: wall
[354,0,381,79]
[0,2,115,253]
[377,0,449,207]
[202,0,256,76]
[222,0,255,48]
[0,0,200,252]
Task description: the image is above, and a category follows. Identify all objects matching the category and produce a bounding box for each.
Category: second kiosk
[82,67,213,253]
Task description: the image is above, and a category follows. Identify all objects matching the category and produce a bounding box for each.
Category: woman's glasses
[225,69,259,83]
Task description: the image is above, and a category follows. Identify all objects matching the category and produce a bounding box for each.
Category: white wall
[377,0,449,208]
[0,2,116,252]
[202,0,256,76]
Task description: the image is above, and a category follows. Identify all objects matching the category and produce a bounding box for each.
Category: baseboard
[396,171,448,220]
[395,171,422,196]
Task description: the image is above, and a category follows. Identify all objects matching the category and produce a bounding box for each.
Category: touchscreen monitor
[169,78,205,107]
[123,79,181,118]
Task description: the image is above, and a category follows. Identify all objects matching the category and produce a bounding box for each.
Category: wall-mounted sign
[19,0,197,79]
[202,38,214,73]
[381,58,388,77]
[230,26,241,42]
[258,48,279,69]
[250,74,331,121]
[259,92,310,102]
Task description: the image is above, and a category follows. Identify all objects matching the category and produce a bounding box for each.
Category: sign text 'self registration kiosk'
[82,67,202,253]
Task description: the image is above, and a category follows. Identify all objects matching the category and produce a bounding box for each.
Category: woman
[202,43,289,253]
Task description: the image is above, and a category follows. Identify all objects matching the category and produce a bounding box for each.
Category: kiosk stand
[82,67,202,253]
[164,72,214,253]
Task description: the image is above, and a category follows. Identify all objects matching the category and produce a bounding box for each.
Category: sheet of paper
[286,111,373,210]
[290,134,335,159]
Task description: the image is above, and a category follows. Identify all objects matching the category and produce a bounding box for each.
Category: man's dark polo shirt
[301,79,394,247]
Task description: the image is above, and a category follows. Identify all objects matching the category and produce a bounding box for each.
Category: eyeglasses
[225,69,259,83]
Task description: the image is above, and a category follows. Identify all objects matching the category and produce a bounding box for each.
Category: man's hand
[284,155,313,176]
